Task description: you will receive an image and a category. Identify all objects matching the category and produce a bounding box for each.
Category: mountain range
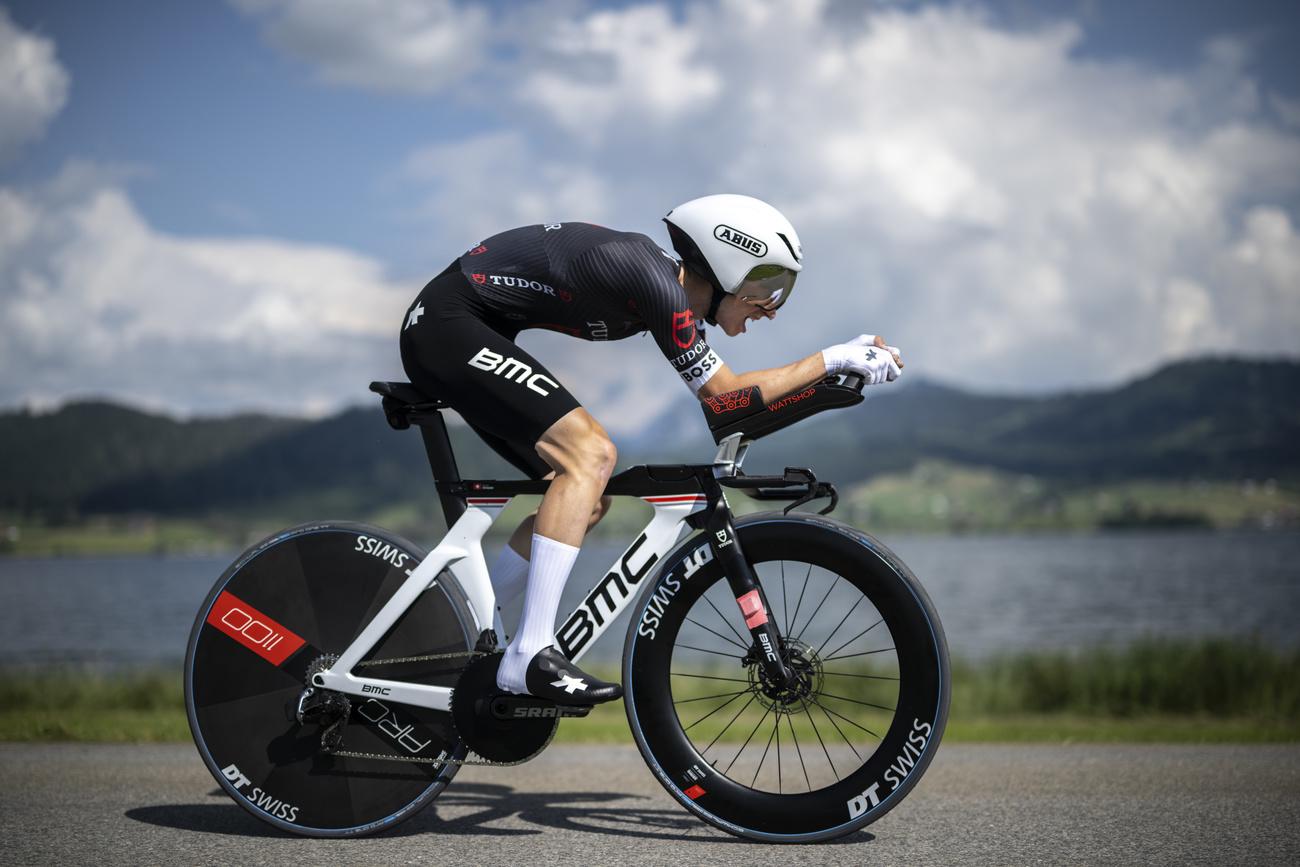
[2,357,1296,520]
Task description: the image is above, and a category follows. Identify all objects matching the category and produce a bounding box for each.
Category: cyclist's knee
[537,410,617,484]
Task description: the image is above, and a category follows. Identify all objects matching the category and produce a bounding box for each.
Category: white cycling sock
[489,543,530,609]
[496,533,580,694]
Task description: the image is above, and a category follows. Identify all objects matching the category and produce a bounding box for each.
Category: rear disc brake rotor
[450,653,556,763]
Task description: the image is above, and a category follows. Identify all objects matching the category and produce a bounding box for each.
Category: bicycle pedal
[488,695,592,721]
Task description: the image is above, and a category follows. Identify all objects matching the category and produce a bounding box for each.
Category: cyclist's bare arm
[698,335,906,402]
[697,353,826,402]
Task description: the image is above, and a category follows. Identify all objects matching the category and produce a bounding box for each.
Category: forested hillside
[3,358,1296,520]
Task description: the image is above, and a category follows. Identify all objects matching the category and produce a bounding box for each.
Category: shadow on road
[127,782,873,845]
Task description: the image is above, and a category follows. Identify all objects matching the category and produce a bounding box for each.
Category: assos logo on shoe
[467,347,560,396]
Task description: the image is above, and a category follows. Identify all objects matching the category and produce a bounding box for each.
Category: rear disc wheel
[184,522,476,837]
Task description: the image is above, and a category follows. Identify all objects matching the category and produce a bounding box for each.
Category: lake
[1,530,1297,668]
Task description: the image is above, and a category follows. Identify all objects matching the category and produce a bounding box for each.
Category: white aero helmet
[664,194,803,322]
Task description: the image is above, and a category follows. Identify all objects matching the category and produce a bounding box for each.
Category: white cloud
[230,0,489,93]
[1,164,413,416]
[384,0,1300,395]
[0,6,70,163]
[402,131,614,239]
[10,0,1300,427]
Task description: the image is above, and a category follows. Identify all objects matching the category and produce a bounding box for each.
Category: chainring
[450,652,557,763]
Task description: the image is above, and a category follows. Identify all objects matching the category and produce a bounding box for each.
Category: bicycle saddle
[369,381,448,430]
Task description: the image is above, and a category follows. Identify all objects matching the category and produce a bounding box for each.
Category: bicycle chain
[354,649,482,668]
[332,649,545,766]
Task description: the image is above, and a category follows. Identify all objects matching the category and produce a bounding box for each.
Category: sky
[1,0,1298,432]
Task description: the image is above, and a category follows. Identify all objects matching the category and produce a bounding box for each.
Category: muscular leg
[503,494,612,558]
[492,495,609,610]
[491,496,611,615]
[495,409,618,695]
[532,410,617,544]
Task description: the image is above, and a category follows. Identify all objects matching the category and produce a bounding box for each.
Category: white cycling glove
[822,337,902,384]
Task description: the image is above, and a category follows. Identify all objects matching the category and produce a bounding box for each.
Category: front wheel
[623,513,949,843]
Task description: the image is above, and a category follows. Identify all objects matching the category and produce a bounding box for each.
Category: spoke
[674,642,743,659]
[787,563,813,640]
[825,618,884,661]
[795,575,839,643]
[816,701,862,761]
[702,694,757,755]
[823,646,896,663]
[701,593,750,648]
[822,670,900,681]
[775,710,782,794]
[786,712,811,792]
[673,689,749,705]
[780,561,790,635]
[813,698,882,739]
[804,702,838,779]
[671,672,751,684]
[819,691,896,713]
[683,690,746,732]
[752,711,779,788]
[684,616,748,651]
[814,592,865,656]
[724,704,775,776]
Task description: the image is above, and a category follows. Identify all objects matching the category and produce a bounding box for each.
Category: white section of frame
[314,494,709,711]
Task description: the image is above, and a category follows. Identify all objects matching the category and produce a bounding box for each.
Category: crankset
[450,652,587,763]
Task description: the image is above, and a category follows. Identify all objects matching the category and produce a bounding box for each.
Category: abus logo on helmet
[467,347,560,396]
[714,224,767,257]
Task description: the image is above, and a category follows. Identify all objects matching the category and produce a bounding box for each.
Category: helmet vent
[776,232,801,263]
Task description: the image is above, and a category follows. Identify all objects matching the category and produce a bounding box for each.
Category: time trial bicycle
[184,372,949,842]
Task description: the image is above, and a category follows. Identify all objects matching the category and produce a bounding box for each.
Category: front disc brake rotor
[450,652,557,763]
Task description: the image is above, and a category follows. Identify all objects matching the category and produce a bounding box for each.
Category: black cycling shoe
[522,646,623,705]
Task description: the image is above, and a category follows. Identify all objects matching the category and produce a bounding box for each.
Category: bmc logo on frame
[467,347,560,396]
[206,591,305,666]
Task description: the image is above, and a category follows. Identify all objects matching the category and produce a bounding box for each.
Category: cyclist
[400,194,903,705]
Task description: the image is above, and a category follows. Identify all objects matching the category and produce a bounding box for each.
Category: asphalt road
[2,742,1297,865]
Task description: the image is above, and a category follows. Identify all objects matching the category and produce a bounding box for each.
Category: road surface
[3,743,1297,865]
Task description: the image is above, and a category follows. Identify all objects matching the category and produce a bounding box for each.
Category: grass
[2,639,1296,745]
[838,462,1300,533]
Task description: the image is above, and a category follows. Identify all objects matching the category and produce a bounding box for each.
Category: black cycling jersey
[399,223,724,479]
[454,223,724,392]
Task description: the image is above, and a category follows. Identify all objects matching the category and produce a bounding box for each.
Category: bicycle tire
[184,521,477,837]
[623,512,949,843]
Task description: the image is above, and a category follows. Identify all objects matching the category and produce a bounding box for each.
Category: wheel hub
[747,638,823,713]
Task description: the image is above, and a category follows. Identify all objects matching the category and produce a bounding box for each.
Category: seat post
[416,411,466,526]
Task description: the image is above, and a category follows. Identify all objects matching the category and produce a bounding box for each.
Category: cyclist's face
[716,292,777,336]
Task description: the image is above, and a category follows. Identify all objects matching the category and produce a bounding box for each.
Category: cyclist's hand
[846,334,904,369]
[822,342,902,384]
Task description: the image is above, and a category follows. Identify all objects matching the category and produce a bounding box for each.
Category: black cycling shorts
[400,267,581,479]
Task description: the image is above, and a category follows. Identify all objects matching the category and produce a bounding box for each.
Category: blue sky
[2,0,1298,428]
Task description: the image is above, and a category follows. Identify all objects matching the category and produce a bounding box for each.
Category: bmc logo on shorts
[467,347,560,396]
